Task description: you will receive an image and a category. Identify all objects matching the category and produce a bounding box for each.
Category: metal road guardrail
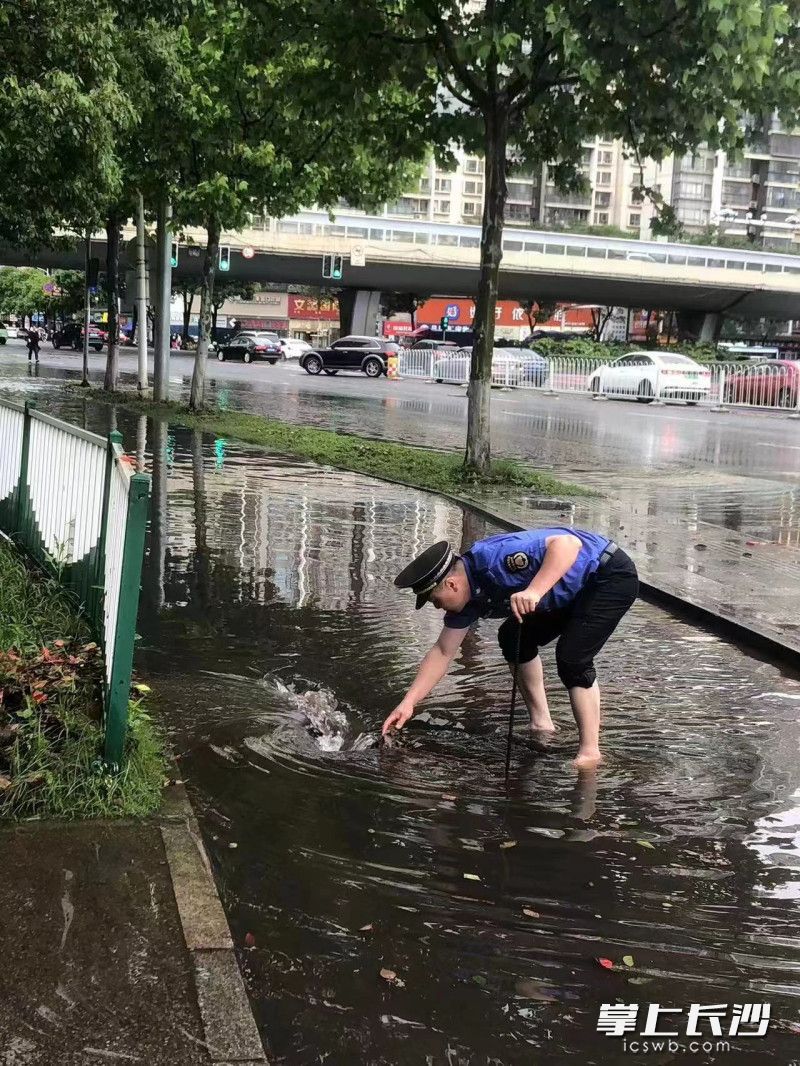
[399,350,800,413]
[0,400,150,767]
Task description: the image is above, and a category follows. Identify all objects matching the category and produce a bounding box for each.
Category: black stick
[504,622,523,778]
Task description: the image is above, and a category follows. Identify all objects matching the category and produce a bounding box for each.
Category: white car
[587,350,712,404]
[279,337,312,359]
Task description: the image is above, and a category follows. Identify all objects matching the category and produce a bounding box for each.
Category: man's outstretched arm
[381,624,469,735]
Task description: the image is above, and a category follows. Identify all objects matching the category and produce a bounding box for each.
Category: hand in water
[381,701,414,737]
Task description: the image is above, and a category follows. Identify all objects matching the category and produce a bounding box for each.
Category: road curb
[158,782,267,1063]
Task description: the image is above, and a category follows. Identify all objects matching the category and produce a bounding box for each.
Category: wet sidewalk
[0,795,267,1065]
[0,820,210,1064]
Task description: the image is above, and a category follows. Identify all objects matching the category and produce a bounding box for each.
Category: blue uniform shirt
[443,527,611,629]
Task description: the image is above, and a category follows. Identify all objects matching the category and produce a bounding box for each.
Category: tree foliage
[326,0,797,470]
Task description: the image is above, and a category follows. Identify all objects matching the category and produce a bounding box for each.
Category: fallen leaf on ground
[499,840,517,850]
[133,682,152,694]
[0,775,11,791]
[596,957,614,970]
[244,932,255,948]
[463,873,481,881]
[636,840,655,850]
[53,639,65,648]
[622,955,634,967]
[522,908,540,918]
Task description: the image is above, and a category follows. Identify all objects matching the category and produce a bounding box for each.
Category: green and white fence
[0,399,150,767]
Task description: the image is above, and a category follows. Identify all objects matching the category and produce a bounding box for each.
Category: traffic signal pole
[135,193,148,392]
[154,198,172,402]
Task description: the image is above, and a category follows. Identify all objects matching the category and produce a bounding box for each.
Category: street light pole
[81,229,91,388]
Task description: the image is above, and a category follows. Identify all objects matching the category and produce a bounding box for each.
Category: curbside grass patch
[83,391,593,499]
[0,536,165,820]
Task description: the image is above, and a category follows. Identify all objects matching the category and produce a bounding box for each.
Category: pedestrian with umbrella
[383,529,638,770]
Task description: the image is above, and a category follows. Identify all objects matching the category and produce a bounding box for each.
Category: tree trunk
[103,213,121,391]
[465,109,508,474]
[182,287,195,342]
[190,215,220,411]
[211,304,219,334]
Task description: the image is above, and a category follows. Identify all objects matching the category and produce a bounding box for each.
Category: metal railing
[399,352,800,412]
[0,400,150,767]
[267,210,800,277]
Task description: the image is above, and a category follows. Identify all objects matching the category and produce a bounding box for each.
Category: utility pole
[154,198,172,402]
[136,193,149,392]
[81,230,91,388]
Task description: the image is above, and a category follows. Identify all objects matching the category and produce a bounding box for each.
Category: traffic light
[170,241,179,269]
[440,315,450,330]
[87,257,100,289]
[322,253,344,280]
[218,245,231,272]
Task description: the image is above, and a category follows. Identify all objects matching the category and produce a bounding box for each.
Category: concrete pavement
[1,341,798,655]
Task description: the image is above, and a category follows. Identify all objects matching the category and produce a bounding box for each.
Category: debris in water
[522,908,540,919]
[499,840,517,850]
[596,958,614,970]
[359,923,374,933]
[379,968,405,988]
[463,873,481,881]
[244,932,256,948]
[636,840,655,850]
[622,955,634,968]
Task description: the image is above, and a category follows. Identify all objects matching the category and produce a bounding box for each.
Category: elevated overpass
[5,210,800,328]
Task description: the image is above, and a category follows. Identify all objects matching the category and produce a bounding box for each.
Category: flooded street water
[8,389,800,1062]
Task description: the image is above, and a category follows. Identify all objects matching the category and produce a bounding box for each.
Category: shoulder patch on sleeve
[504,551,530,573]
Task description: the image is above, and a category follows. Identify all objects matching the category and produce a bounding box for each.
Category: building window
[581,148,593,166]
[418,178,431,193]
[599,150,613,164]
[462,201,477,216]
[594,191,611,207]
[434,199,451,214]
[464,157,484,174]
[507,181,532,201]
[594,212,609,224]
[464,180,483,196]
[631,187,644,204]
[505,203,530,222]
[676,179,712,200]
[387,197,429,217]
[629,213,641,228]
[434,177,452,193]
[596,171,611,186]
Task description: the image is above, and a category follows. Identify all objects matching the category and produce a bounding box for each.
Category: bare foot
[530,718,559,734]
[572,749,604,771]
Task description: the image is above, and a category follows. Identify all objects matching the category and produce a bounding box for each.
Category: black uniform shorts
[497,548,638,689]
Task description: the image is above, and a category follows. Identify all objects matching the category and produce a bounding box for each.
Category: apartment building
[638,120,800,249]
[383,140,646,235]
[381,119,800,250]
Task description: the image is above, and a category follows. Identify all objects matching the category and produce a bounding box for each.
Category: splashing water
[269,677,375,752]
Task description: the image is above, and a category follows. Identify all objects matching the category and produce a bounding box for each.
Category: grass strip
[86,391,593,499]
[0,537,166,820]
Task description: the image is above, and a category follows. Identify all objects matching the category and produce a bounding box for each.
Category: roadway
[2,339,798,484]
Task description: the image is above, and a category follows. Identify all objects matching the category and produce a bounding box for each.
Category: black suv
[300,336,400,377]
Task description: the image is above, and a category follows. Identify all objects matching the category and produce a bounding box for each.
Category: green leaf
[622,955,635,967]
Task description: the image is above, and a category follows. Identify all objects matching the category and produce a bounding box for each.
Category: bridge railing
[397,354,800,412]
[0,400,150,767]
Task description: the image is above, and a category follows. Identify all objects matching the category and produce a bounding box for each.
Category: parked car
[432,346,548,387]
[279,337,312,359]
[587,351,711,404]
[300,336,400,377]
[723,359,799,408]
[407,339,461,352]
[51,322,107,351]
[215,331,282,364]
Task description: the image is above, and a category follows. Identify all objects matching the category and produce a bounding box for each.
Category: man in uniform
[382,527,638,769]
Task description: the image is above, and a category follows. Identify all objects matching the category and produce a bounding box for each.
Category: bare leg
[511,655,557,732]
[568,682,603,770]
